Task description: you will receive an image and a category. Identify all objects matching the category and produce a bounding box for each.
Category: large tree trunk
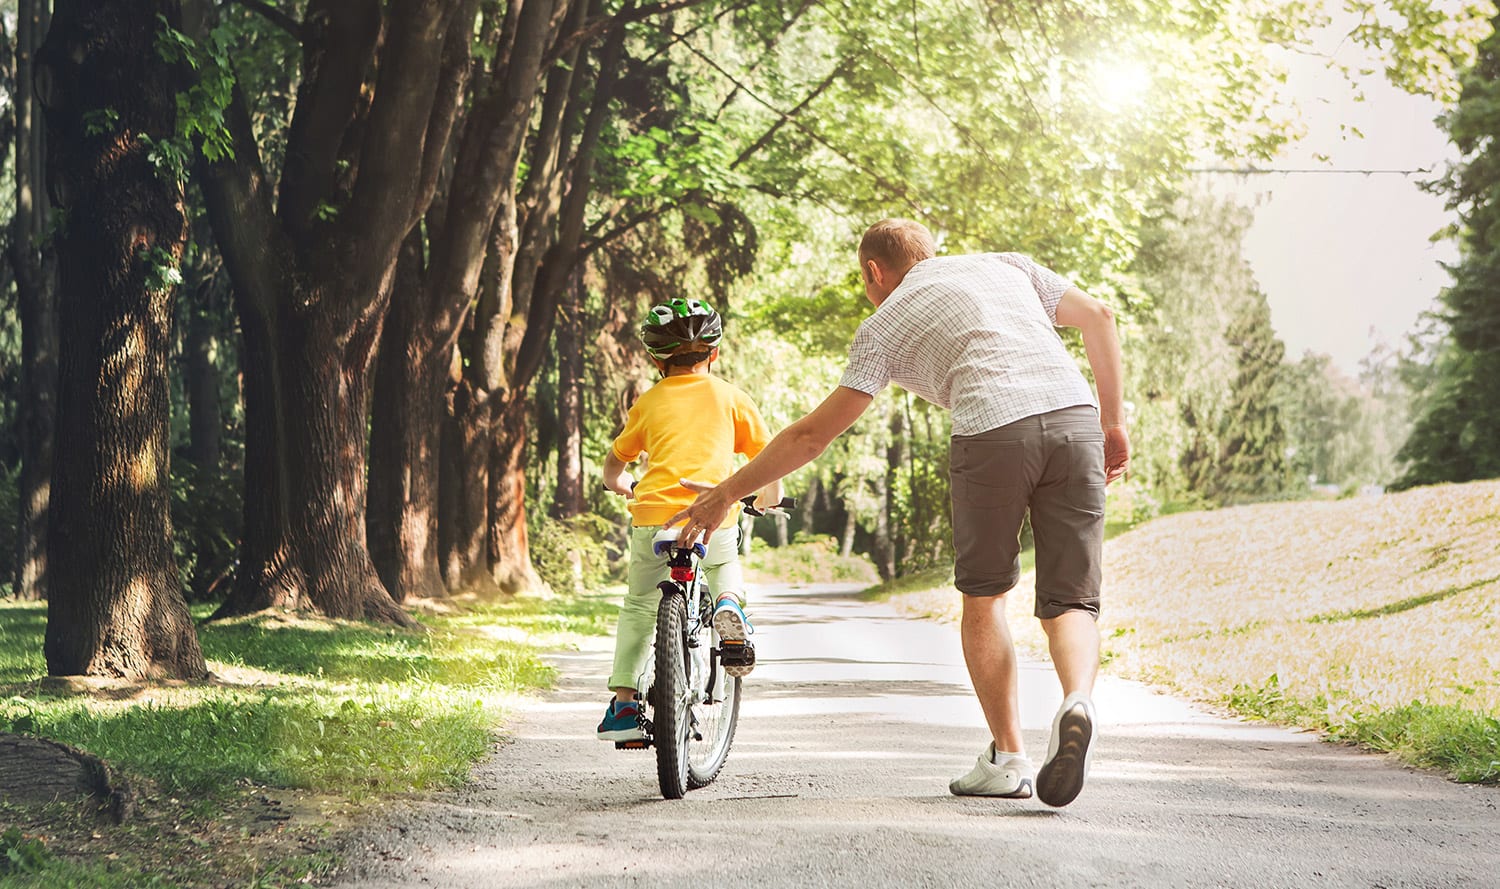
[10,0,57,602]
[488,393,543,594]
[368,237,448,602]
[551,274,585,520]
[440,380,495,591]
[217,295,304,613]
[439,196,515,594]
[289,311,409,621]
[216,303,411,624]
[36,2,204,678]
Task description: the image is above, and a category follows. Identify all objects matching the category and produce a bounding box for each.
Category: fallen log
[0,732,134,823]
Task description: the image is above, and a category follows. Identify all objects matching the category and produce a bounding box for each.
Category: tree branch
[547,0,712,64]
[278,0,380,233]
[222,0,305,41]
[678,38,928,218]
[731,59,843,169]
[344,0,466,267]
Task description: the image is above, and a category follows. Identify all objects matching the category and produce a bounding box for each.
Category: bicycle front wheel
[652,588,691,799]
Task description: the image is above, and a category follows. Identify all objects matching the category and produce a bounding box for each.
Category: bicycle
[613,492,794,799]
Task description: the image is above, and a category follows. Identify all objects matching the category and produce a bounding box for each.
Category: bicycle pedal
[718,639,756,676]
[614,739,651,750]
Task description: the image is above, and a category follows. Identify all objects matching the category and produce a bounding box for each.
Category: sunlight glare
[1090,57,1152,113]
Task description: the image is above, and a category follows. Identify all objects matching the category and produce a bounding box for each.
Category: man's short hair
[860,218,936,272]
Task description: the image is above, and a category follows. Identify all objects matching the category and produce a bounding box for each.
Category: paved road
[333,584,1500,888]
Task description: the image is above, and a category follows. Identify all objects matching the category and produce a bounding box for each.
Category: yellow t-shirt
[611,373,771,528]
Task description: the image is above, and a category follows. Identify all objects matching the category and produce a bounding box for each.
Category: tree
[196,0,479,622]
[1128,190,1289,505]
[35,3,204,678]
[1396,8,1500,488]
[369,0,592,599]
[551,274,587,520]
[9,0,58,602]
[1210,291,1291,502]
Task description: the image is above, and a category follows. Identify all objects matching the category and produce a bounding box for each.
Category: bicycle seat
[652,528,707,558]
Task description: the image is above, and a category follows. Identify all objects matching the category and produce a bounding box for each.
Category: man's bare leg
[1035,608,1100,806]
[960,594,1024,754]
[1039,609,1100,697]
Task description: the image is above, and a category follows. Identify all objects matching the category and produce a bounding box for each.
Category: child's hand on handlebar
[605,473,637,498]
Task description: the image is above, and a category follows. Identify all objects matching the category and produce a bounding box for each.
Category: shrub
[170,460,243,601]
[745,534,878,585]
[530,513,625,596]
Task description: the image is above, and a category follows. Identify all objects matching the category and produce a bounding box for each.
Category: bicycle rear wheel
[652,588,691,799]
[686,670,740,788]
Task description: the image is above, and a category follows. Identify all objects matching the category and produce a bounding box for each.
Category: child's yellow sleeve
[735,393,771,458]
[612,402,646,463]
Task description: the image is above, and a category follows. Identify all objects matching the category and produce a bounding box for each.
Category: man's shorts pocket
[1063,429,1106,515]
[950,438,1025,506]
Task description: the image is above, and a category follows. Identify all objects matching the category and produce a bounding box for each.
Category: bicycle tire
[653,588,691,799]
[686,670,740,789]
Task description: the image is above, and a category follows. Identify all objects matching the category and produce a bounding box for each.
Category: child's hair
[664,349,714,368]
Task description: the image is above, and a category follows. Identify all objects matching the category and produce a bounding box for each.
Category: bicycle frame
[604,489,795,797]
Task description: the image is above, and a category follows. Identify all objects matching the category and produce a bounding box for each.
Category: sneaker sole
[714,610,754,678]
[597,727,647,742]
[1036,702,1093,807]
[950,776,1033,799]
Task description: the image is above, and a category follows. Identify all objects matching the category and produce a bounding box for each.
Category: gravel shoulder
[331,583,1500,889]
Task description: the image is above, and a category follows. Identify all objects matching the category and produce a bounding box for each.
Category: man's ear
[709,346,720,362]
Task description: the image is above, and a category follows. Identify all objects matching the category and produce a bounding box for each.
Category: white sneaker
[1036,691,1096,807]
[949,742,1034,798]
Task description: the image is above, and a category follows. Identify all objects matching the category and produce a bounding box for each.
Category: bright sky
[1216,35,1460,376]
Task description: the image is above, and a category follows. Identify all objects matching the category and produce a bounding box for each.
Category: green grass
[0,593,614,886]
[1227,675,1500,784]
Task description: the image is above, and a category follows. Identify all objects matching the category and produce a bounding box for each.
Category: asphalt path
[333,583,1500,888]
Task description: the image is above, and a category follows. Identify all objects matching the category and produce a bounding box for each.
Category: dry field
[889,479,1500,729]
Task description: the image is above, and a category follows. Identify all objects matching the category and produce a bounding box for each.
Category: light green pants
[608,525,744,692]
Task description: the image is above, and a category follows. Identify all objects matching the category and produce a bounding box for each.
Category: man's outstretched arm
[1055,287,1130,482]
[668,386,874,543]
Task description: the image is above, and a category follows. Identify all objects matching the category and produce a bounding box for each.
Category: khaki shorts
[949,406,1105,619]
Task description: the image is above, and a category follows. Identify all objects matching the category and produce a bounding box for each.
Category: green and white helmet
[639,298,723,359]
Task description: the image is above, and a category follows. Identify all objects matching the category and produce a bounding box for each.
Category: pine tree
[1212,292,1291,502]
[1397,11,1500,488]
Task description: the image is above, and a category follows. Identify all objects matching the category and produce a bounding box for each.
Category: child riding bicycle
[598,298,781,742]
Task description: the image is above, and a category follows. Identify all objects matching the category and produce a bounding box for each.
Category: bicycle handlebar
[739,495,797,517]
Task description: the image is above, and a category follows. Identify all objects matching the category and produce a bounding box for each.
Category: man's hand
[665,478,735,545]
[1104,425,1130,484]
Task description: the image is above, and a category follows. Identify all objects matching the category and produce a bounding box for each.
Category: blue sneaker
[713,595,756,678]
[596,699,645,741]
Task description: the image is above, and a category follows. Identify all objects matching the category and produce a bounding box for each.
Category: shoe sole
[713,610,754,677]
[950,776,1033,799]
[598,727,647,742]
[1036,701,1093,807]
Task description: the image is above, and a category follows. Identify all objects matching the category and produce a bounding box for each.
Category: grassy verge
[744,536,879,586]
[870,480,1500,784]
[0,593,615,887]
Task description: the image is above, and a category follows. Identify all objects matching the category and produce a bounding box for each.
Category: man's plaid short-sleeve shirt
[838,252,1098,436]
